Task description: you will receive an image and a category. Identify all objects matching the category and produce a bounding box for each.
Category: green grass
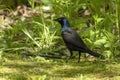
[0,53,120,80]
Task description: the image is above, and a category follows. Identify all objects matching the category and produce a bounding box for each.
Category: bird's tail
[87,49,105,59]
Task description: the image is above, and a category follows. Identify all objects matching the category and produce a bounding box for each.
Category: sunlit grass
[0,53,120,80]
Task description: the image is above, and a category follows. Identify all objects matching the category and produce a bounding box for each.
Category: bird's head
[54,17,70,27]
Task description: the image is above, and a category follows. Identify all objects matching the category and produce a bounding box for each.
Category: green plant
[22,16,59,53]
[0,0,119,60]
[28,0,35,8]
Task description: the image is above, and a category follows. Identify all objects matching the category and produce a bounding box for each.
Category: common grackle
[54,17,104,62]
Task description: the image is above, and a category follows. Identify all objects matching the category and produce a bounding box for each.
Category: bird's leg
[69,50,73,59]
[78,51,81,63]
[66,50,73,63]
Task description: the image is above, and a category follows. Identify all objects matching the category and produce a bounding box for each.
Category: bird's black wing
[62,28,89,51]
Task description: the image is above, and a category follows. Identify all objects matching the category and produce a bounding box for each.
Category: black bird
[54,17,104,62]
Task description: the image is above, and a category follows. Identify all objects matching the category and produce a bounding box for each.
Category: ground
[0,53,120,80]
